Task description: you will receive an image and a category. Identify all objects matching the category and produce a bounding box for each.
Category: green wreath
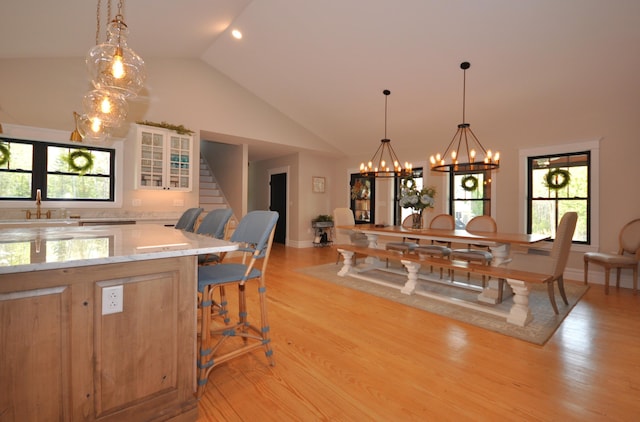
[544,168,571,190]
[0,143,10,166]
[461,175,478,192]
[66,150,94,175]
[402,177,416,190]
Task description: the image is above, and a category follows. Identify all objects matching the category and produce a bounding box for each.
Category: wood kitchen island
[0,224,237,422]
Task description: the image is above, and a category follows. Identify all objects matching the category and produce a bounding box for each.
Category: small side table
[312,221,334,247]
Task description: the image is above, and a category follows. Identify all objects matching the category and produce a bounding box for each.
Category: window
[394,168,423,225]
[449,170,492,228]
[527,151,589,243]
[0,137,115,202]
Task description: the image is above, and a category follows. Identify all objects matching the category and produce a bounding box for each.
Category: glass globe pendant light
[86,10,146,98]
[77,113,109,143]
[81,88,128,128]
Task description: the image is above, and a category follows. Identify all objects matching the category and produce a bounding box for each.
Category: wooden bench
[335,244,553,326]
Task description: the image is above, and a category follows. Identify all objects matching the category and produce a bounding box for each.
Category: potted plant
[312,214,334,227]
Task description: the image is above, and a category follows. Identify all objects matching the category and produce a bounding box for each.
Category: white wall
[1,57,639,287]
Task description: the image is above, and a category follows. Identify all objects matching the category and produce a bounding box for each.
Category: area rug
[296,263,589,345]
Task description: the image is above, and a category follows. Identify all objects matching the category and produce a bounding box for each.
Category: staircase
[198,157,237,233]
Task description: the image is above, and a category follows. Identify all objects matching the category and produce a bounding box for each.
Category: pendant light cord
[95,0,114,45]
[461,62,469,123]
[383,89,390,140]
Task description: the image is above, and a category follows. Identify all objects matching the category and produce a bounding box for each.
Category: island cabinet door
[0,256,198,422]
[0,277,93,422]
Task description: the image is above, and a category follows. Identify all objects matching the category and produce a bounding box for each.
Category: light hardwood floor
[197,244,640,421]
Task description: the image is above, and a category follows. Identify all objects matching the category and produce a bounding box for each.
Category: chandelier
[74,0,145,142]
[359,90,413,178]
[430,62,499,172]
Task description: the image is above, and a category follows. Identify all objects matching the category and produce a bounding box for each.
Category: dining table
[337,223,550,305]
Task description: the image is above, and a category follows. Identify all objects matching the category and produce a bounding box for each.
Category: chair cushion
[451,249,493,263]
[386,242,419,252]
[584,252,639,265]
[415,245,452,257]
[198,263,262,292]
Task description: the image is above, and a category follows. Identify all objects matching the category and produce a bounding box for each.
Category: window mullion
[33,143,47,199]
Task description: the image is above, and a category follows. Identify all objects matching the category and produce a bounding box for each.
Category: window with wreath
[449,170,491,228]
[527,151,589,243]
[0,137,115,201]
[394,168,426,225]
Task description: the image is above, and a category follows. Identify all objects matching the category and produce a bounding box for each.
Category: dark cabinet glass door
[350,174,375,224]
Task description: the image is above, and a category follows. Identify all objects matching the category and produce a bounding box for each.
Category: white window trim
[518,139,601,252]
[1,123,124,209]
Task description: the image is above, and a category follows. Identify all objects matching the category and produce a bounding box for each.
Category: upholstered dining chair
[584,218,640,294]
[385,213,421,254]
[450,215,497,285]
[504,212,578,314]
[196,208,234,266]
[196,210,279,398]
[174,207,203,232]
[414,214,455,278]
[333,208,369,264]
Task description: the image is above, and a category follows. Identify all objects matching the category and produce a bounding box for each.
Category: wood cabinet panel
[95,272,179,415]
[0,257,198,422]
[0,286,70,421]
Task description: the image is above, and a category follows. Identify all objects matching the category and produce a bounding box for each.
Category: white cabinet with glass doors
[135,124,193,191]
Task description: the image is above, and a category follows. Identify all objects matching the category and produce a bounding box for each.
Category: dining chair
[196,210,279,398]
[584,218,640,294]
[385,213,421,254]
[196,208,234,266]
[333,208,369,264]
[414,214,455,278]
[450,215,497,285]
[174,207,203,232]
[505,212,577,314]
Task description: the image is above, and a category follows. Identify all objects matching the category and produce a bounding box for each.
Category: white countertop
[0,224,238,274]
[0,217,175,229]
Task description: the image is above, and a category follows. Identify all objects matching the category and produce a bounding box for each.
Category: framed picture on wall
[312,176,325,193]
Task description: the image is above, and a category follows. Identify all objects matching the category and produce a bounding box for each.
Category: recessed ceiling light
[231,29,243,40]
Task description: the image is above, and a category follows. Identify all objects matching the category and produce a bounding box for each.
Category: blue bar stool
[196,210,279,398]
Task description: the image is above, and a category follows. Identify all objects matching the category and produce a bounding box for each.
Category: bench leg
[505,278,533,326]
[337,249,355,276]
[400,260,421,295]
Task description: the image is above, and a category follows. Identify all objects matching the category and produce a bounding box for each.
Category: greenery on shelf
[136,120,194,135]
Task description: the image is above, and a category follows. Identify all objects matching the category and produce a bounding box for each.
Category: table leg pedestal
[477,278,509,304]
[364,233,379,249]
[489,243,511,266]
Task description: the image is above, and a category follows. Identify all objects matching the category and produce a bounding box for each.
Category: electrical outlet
[102,285,123,315]
[173,199,184,207]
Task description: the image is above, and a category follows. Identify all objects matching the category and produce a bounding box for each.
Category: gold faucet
[25,189,51,219]
[36,190,42,219]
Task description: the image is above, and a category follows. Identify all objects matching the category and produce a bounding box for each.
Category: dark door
[269,172,287,244]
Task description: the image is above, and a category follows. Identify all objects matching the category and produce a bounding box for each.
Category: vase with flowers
[398,177,436,229]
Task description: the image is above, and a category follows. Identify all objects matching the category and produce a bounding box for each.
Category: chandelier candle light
[430,62,499,172]
[359,90,413,178]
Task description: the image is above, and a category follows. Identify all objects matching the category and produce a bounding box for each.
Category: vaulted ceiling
[2,0,639,162]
